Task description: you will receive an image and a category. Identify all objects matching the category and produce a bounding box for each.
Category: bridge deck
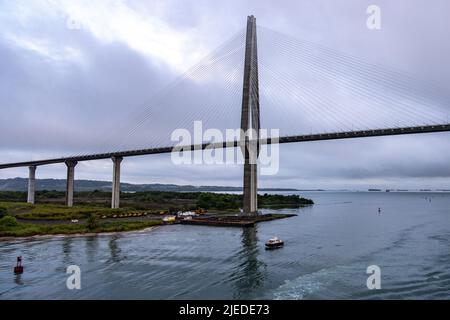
[1,124,449,169]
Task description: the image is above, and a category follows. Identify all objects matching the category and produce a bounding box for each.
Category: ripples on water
[1,192,450,299]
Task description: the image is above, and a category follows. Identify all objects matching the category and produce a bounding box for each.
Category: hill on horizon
[0,177,299,193]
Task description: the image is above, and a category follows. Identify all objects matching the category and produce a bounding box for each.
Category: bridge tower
[240,15,260,215]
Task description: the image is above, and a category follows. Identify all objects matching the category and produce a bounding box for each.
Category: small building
[163,215,176,222]
[177,211,196,218]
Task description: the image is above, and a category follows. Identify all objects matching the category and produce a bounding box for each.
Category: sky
[1,0,450,190]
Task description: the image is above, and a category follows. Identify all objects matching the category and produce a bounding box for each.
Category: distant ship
[368,189,382,192]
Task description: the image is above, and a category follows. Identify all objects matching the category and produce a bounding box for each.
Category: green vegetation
[259,193,314,208]
[121,191,313,210]
[0,215,19,227]
[86,213,99,230]
[0,190,313,212]
[195,192,313,210]
[0,219,162,238]
[0,201,126,221]
[0,200,163,237]
[0,190,313,238]
[0,206,7,218]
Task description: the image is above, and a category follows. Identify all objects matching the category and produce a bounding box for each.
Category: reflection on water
[14,274,23,286]
[62,238,72,265]
[85,236,99,263]
[108,235,122,263]
[1,192,450,299]
[231,227,266,299]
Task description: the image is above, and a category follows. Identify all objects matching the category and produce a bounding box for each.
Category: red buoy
[14,256,23,274]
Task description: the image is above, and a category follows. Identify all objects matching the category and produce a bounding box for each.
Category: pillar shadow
[108,235,123,263]
[85,236,99,263]
[230,226,266,299]
[13,274,24,286]
[62,237,73,265]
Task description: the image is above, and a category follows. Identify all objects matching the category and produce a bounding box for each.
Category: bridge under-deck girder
[1,124,449,170]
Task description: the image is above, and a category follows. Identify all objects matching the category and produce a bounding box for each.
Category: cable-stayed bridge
[1,16,449,213]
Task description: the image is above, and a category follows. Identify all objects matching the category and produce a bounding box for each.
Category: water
[1,191,450,299]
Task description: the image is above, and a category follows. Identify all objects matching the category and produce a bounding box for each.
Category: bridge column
[111,156,122,209]
[240,15,260,215]
[65,160,77,207]
[27,165,36,204]
[243,162,258,213]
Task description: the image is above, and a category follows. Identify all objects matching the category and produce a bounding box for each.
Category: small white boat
[265,237,284,249]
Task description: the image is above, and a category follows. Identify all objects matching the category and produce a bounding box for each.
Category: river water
[1,191,450,299]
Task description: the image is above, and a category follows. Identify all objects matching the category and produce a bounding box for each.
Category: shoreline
[0,212,296,241]
[0,225,160,242]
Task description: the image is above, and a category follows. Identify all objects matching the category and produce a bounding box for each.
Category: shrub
[86,213,98,230]
[0,206,7,218]
[0,216,18,227]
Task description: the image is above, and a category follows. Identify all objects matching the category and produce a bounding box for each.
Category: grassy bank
[0,190,313,237]
[1,201,124,220]
[0,201,159,221]
[0,201,162,237]
[0,217,162,238]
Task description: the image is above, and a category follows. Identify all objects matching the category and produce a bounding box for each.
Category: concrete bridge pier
[27,165,36,204]
[243,162,258,213]
[240,15,260,215]
[65,160,77,207]
[111,156,122,209]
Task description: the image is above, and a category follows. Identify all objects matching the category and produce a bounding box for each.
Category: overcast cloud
[1,0,450,190]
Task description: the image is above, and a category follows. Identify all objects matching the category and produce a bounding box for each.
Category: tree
[0,216,18,227]
[0,206,7,219]
[86,213,98,230]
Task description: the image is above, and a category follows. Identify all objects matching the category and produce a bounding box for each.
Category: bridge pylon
[27,165,36,204]
[65,160,77,207]
[240,15,260,215]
